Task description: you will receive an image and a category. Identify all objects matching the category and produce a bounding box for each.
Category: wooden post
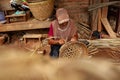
[90,0,100,31]
[117,7,120,35]
[101,0,109,18]
[97,8,102,32]
[98,0,109,32]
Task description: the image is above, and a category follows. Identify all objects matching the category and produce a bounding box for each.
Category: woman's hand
[70,38,77,42]
[58,39,65,45]
[70,33,78,42]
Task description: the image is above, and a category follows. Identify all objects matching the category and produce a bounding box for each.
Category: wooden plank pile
[88,0,120,38]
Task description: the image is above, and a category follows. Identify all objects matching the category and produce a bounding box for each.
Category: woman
[48,8,78,58]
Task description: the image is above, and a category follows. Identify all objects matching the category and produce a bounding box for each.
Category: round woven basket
[28,0,54,21]
[59,41,88,58]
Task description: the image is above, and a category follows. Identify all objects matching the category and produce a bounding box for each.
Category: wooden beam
[101,18,117,38]
[0,21,50,32]
[88,1,120,11]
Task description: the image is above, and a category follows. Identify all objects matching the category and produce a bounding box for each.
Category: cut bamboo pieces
[88,38,120,48]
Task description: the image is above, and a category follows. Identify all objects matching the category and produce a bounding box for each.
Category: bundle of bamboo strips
[76,22,92,39]
[88,39,120,63]
[88,38,120,48]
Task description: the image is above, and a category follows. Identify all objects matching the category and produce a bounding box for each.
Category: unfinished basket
[28,0,54,20]
[59,41,88,58]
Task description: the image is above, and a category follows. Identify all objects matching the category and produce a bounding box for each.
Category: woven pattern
[59,41,88,58]
[28,0,54,20]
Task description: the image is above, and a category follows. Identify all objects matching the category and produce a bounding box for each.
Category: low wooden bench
[23,34,42,44]
[5,14,27,23]
[5,10,31,23]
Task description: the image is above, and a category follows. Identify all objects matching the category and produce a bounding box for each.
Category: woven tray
[59,41,88,58]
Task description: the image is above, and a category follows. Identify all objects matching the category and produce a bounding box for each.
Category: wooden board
[0,20,51,32]
[101,18,117,38]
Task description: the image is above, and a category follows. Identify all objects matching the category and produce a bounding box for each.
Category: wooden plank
[101,18,117,38]
[97,8,102,32]
[0,20,51,32]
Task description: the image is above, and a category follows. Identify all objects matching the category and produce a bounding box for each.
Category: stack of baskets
[28,0,54,21]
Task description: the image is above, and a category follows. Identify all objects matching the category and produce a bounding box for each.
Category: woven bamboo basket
[59,41,88,58]
[28,0,54,20]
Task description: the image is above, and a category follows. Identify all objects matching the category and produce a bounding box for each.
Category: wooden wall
[55,0,90,24]
[0,0,12,10]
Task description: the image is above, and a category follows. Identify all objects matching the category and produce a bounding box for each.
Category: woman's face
[59,22,68,28]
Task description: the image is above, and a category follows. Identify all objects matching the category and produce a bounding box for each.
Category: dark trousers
[50,45,61,58]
